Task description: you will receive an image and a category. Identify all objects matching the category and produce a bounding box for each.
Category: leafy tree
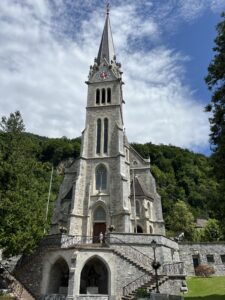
[205,12,225,237]
[165,200,197,241]
[202,218,223,241]
[0,113,60,256]
[0,111,25,133]
[205,12,225,180]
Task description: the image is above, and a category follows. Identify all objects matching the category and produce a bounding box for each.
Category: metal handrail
[105,235,154,263]
[123,273,150,296]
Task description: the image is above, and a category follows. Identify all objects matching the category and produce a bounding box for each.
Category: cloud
[0,0,221,152]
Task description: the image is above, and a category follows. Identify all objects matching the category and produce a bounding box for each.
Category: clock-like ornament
[100,71,108,79]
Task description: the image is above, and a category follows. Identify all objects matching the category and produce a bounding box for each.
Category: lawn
[184,276,225,300]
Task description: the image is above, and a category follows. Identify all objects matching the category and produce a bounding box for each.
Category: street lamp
[151,239,161,293]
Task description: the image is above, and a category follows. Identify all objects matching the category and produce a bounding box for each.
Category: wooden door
[93,223,106,243]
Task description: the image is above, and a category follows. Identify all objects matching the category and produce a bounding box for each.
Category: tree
[202,218,223,241]
[205,12,225,180]
[167,200,196,241]
[0,112,60,257]
[205,12,225,238]
[0,111,25,133]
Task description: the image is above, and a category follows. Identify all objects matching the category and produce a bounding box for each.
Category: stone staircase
[0,262,35,300]
[121,274,169,300]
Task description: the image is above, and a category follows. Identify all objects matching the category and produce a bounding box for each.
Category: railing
[123,273,150,296]
[44,295,66,300]
[105,236,153,272]
[162,262,185,276]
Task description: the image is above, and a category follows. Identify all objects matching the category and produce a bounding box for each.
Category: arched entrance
[93,206,106,243]
[136,225,143,233]
[47,257,69,295]
[80,257,108,295]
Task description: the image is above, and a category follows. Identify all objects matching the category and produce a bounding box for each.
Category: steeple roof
[97,8,115,65]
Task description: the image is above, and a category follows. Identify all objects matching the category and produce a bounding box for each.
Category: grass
[184,276,225,300]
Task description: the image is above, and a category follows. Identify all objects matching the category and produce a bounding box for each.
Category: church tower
[51,7,165,238]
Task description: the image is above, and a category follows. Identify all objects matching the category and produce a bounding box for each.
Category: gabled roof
[97,11,115,65]
[130,176,153,199]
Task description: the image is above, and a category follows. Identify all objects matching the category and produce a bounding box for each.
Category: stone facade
[179,242,225,276]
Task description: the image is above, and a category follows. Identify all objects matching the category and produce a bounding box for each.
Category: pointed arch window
[136,200,140,216]
[96,89,100,104]
[148,202,151,219]
[107,88,111,103]
[96,119,101,154]
[96,164,107,191]
[102,89,106,104]
[94,206,106,221]
[104,118,108,153]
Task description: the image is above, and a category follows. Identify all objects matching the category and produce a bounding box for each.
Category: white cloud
[0,0,219,153]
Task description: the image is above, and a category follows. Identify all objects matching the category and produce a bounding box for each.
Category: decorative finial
[106,2,110,15]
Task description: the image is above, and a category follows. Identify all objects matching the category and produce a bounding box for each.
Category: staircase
[105,236,185,300]
[121,274,169,300]
[0,263,35,300]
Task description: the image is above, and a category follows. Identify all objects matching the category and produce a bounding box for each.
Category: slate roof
[97,12,115,64]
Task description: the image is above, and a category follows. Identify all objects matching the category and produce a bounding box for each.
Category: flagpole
[44,165,54,234]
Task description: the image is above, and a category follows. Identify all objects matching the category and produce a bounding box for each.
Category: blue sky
[0,1,225,156]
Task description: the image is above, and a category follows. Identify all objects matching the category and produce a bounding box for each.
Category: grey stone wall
[179,242,225,275]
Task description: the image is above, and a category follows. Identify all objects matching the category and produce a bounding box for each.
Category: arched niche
[136,225,143,233]
[47,257,69,295]
[80,256,108,295]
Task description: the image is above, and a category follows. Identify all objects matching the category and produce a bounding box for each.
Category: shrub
[195,264,215,277]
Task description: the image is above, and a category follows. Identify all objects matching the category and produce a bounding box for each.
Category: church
[11,6,225,300]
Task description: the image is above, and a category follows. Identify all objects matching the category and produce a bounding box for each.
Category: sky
[1,0,225,156]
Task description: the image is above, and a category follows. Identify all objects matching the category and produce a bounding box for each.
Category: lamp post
[151,239,161,294]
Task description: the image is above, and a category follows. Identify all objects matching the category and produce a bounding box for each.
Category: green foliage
[0,111,25,133]
[132,142,220,240]
[167,200,196,241]
[205,12,225,238]
[201,218,223,242]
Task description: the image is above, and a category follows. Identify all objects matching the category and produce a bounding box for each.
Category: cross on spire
[106,2,110,15]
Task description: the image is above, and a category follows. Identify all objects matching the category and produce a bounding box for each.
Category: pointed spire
[97,3,115,65]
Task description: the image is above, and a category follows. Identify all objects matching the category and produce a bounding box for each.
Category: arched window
[102,89,106,104]
[96,119,101,154]
[94,206,106,222]
[96,165,107,191]
[136,200,140,216]
[136,225,143,233]
[107,88,111,103]
[149,225,153,234]
[148,202,151,218]
[104,118,108,153]
[96,89,100,104]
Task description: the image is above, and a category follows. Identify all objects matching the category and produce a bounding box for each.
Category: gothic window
[94,206,106,221]
[107,88,111,103]
[96,164,107,191]
[148,202,151,218]
[149,225,153,234]
[96,119,101,154]
[104,118,108,153]
[102,89,106,104]
[136,200,140,216]
[96,89,100,104]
